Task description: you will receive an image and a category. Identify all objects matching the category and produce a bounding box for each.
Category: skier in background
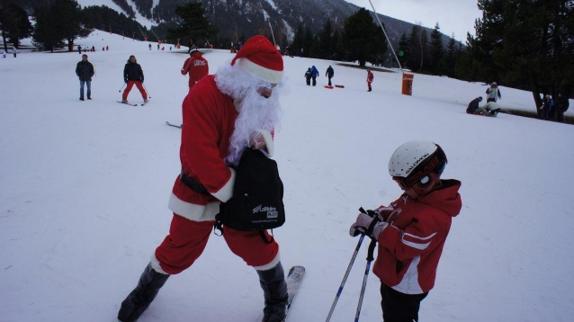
[367,69,374,92]
[326,65,334,87]
[181,48,209,89]
[117,35,289,322]
[350,141,461,322]
[122,55,148,104]
[305,67,312,86]
[75,54,94,101]
[310,65,319,86]
[486,82,501,103]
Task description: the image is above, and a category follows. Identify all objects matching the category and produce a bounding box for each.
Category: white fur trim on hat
[237,58,283,84]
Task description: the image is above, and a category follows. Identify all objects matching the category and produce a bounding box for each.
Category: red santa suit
[181,51,209,88]
[153,36,284,276]
[373,180,462,294]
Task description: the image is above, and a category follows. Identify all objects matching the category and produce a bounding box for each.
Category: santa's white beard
[215,64,282,165]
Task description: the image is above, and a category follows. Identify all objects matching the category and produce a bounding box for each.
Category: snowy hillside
[1,30,574,322]
[76,0,157,28]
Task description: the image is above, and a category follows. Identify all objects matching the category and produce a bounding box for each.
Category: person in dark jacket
[305,68,312,86]
[326,65,334,86]
[122,55,148,103]
[75,54,95,101]
[310,65,319,86]
[555,93,570,122]
[466,97,483,114]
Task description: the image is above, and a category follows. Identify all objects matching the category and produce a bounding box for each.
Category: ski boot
[118,264,169,322]
[257,262,289,322]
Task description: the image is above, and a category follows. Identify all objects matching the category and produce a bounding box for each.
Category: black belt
[179,172,209,195]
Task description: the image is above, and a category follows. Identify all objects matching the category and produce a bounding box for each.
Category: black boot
[257,262,289,322]
[118,264,169,322]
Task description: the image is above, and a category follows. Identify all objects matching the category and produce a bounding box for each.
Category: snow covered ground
[1,30,573,322]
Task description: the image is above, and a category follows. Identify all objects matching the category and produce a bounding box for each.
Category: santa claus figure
[118,35,288,322]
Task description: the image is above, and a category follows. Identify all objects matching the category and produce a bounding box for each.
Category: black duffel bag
[216,148,285,231]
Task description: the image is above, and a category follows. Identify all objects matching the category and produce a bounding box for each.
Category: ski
[165,121,182,129]
[285,265,305,319]
[117,101,138,107]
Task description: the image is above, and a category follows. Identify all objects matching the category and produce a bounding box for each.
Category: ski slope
[1,30,574,322]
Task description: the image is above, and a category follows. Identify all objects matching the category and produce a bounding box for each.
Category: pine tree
[407,25,422,72]
[429,23,444,74]
[343,8,387,67]
[318,19,334,59]
[0,1,32,51]
[397,33,409,69]
[167,2,216,48]
[33,0,82,52]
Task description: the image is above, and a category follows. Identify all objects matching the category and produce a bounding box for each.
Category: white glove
[349,212,388,239]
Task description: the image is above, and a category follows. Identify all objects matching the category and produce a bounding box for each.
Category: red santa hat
[231,35,283,84]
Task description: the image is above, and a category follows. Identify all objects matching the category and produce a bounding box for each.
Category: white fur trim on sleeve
[211,168,236,202]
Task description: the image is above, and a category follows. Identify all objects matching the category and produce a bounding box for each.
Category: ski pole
[325,208,378,322]
[118,83,126,93]
[354,237,378,322]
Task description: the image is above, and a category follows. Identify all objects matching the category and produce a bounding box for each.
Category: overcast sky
[346,0,483,42]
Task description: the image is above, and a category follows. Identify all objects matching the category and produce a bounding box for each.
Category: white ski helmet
[388,141,447,186]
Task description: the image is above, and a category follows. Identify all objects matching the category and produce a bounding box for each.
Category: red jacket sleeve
[181,58,191,75]
[180,87,234,202]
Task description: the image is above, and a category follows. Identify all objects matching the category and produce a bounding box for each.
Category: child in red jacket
[350,141,462,322]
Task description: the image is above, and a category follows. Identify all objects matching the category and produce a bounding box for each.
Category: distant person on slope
[486,82,501,103]
[310,65,319,86]
[466,96,483,114]
[466,96,499,116]
[122,55,148,104]
[350,141,462,322]
[117,35,290,322]
[367,69,374,92]
[181,48,209,89]
[305,67,312,86]
[75,54,94,101]
[326,65,334,86]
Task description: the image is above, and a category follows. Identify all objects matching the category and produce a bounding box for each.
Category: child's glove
[349,212,388,239]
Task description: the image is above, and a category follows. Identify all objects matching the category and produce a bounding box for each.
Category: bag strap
[179,171,209,195]
[212,216,274,244]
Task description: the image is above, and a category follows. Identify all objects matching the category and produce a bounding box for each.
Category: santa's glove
[249,130,274,157]
[349,212,388,240]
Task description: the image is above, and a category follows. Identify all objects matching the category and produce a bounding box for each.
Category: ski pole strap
[179,171,210,195]
[359,207,381,237]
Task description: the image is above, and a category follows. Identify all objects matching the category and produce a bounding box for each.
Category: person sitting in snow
[466,97,500,116]
[118,35,289,322]
[349,141,462,322]
[180,48,209,89]
[122,55,148,104]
